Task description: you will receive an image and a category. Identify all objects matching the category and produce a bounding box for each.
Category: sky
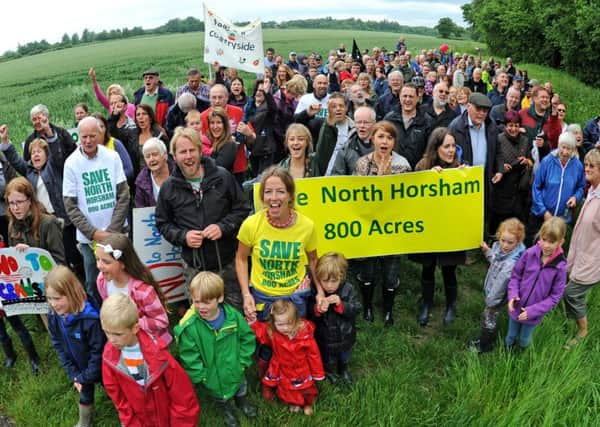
[2,0,468,55]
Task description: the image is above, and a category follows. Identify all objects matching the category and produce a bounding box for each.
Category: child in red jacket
[252,299,325,415]
[100,293,200,426]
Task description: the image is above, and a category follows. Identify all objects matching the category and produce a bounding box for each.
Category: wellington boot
[382,288,396,327]
[359,281,375,322]
[218,400,239,427]
[24,342,40,375]
[338,361,353,384]
[1,338,16,369]
[235,395,257,418]
[74,404,93,427]
[418,303,432,327]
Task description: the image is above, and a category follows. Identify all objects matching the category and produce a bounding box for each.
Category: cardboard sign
[132,207,186,303]
[0,248,57,316]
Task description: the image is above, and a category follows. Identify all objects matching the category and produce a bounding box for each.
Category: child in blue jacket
[46,266,106,427]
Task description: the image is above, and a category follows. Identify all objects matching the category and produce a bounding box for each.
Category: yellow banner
[255,166,484,259]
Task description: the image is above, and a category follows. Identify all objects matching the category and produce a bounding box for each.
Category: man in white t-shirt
[293,74,331,142]
[63,116,130,303]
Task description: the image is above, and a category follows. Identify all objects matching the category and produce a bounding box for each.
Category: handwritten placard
[133,207,186,303]
[0,248,57,316]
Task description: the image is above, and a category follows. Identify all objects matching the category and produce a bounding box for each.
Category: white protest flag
[203,4,264,74]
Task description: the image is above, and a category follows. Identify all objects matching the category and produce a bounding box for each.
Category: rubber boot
[218,400,239,427]
[23,341,40,375]
[443,268,458,326]
[418,303,432,327]
[1,337,16,369]
[418,278,435,326]
[74,404,93,427]
[359,281,375,322]
[477,327,497,353]
[324,363,339,384]
[338,360,353,384]
[235,395,257,418]
[382,288,396,327]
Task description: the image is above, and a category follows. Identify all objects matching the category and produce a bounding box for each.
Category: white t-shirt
[63,145,126,243]
[294,92,330,118]
[106,280,129,296]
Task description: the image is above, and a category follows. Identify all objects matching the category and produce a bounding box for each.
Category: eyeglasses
[355,120,374,126]
[8,199,29,208]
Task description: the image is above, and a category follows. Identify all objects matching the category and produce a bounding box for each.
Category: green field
[0,29,486,143]
[1,29,600,426]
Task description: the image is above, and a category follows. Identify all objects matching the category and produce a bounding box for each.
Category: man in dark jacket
[331,106,375,175]
[419,82,458,130]
[384,83,433,169]
[24,104,76,164]
[164,93,208,140]
[133,68,174,127]
[155,127,250,311]
[448,93,501,221]
[375,71,403,121]
[489,86,521,132]
[465,67,487,95]
[583,116,600,152]
[487,71,509,107]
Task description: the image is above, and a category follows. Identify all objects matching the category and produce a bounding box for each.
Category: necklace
[267,209,296,228]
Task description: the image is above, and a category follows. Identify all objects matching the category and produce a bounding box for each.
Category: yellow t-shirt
[237,210,318,296]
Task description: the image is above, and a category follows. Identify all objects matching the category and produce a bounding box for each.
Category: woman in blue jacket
[526,132,586,245]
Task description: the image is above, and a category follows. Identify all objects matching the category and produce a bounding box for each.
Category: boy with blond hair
[100,294,200,426]
[175,272,256,427]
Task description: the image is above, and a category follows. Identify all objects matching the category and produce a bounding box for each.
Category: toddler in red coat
[251,299,325,415]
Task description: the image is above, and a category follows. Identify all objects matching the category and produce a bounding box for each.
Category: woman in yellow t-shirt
[235,167,323,323]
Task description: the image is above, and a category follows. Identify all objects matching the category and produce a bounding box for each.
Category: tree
[71,33,80,44]
[81,28,91,43]
[61,33,71,46]
[435,17,458,38]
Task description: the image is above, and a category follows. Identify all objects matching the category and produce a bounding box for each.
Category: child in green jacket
[175,271,256,427]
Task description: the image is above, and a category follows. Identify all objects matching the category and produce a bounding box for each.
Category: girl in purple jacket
[506,217,568,349]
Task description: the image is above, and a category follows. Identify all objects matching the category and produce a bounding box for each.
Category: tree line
[0,17,438,61]
[462,0,600,87]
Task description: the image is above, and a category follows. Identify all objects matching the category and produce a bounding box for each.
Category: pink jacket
[93,81,136,119]
[567,188,600,285]
[97,273,172,345]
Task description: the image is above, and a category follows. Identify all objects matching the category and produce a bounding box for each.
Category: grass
[0,28,599,426]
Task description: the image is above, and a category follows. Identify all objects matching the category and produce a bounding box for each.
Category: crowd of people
[0,38,599,426]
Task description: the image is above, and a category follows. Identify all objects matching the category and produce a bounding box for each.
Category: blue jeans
[78,243,101,306]
[505,318,537,348]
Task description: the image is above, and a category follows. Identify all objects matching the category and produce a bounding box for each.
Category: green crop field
[0,29,600,426]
